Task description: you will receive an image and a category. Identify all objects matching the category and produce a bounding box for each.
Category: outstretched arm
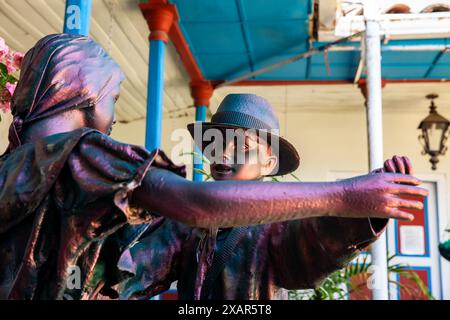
[130,165,427,229]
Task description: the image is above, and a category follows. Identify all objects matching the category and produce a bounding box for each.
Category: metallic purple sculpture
[0,34,427,300]
[116,94,420,300]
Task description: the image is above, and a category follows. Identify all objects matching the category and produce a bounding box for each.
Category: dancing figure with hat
[117,94,422,300]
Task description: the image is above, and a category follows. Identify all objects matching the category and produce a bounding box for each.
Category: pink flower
[0,101,11,113]
[0,82,14,115]
[0,85,9,100]
[5,55,16,73]
[13,51,24,69]
[5,82,16,96]
[0,37,8,61]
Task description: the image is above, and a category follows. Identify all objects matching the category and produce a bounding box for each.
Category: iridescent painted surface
[0,34,428,300]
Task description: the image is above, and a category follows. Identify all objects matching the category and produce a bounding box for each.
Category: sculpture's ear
[261,154,278,177]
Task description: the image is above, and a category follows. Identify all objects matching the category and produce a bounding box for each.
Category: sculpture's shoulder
[0,128,98,235]
[0,127,95,160]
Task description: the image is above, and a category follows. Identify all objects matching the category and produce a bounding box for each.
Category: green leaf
[193,168,212,181]
[180,151,210,165]
[0,63,8,75]
[6,74,18,84]
[0,73,7,87]
[193,168,208,175]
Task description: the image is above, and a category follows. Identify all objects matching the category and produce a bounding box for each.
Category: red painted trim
[190,81,214,106]
[139,2,178,43]
[141,0,205,83]
[212,79,450,88]
[169,22,205,82]
[382,79,450,83]
[357,79,387,100]
[212,80,353,87]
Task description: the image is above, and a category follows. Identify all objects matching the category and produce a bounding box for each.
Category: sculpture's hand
[372,155,413,174]
[339,173,428,221]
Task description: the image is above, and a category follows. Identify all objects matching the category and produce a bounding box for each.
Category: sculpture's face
[209,129,277,181]
[90,83,121,135]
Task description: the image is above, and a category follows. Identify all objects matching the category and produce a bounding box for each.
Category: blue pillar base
[193,105,207,182]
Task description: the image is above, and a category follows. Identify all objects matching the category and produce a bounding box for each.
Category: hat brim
[187,122,300,177]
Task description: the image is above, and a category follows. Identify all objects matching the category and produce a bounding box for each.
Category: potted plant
[289,254,433,300]
[439,229,450,262]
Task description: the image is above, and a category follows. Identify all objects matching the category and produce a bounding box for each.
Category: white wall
[281,109,449,182]
[0,112,12,152]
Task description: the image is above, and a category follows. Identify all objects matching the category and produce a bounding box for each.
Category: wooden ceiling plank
[110,0,149,61]
[88,18,148,102]
[26,0,65,32]
[2,0,55,37]
[0,9,35,51]
[92,0,148,84]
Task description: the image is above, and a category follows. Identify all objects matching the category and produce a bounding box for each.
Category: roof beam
[214,31,363,88]
[424,48,450,78]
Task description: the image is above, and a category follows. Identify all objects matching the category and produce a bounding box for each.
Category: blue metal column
[190,81,213,182]
[193,105,207,181]
[139,3,176,152]
[63,0,92,36]
[146,39,166,151]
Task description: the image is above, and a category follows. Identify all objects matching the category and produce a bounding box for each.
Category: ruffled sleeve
[269,217,387,289]
[64,130,186,233]
[0,128,186,299]
[0,128,90,234]
[64,132,187,299]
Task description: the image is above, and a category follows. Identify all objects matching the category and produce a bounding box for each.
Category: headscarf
[6,33,125,153]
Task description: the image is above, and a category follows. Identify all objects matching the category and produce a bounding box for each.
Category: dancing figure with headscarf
[0,34,428,300]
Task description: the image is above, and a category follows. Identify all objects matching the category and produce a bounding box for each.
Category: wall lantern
[418,94,450,170]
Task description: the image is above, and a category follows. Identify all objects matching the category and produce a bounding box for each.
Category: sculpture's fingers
[384,159,396,173]
[389,197,424,211]
[393,155,406,174]
[402,156,413,175]
[391,184,429,197]
[385,173,421,186]
[385,208,415,221]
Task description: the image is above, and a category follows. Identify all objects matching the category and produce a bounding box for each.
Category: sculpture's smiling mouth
[212,164,234,175]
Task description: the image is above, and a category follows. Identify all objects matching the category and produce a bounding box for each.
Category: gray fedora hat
[187,93,300,176]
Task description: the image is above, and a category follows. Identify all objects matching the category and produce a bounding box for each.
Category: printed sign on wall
[396,196,428,257]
